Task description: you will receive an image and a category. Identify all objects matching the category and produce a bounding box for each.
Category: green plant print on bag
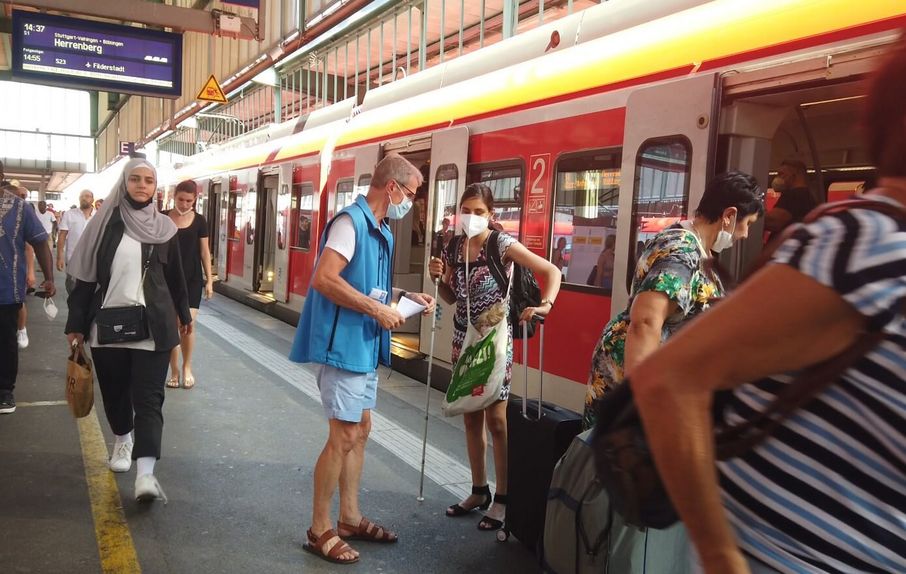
[446,327,498,403]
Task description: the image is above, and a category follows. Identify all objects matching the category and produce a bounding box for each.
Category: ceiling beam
[8,0,260,40]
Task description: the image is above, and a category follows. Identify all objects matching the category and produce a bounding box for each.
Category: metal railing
[159,0,595,156]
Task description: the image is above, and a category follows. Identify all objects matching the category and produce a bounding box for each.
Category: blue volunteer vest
[289,195,394,373]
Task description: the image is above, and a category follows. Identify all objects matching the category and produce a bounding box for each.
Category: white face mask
[44,297,58,321]
[458,214,489,238]
[711,216,737,253]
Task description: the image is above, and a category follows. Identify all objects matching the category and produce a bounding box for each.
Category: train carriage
[164,0,906,412]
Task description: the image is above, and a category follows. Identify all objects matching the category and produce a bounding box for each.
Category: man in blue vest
[290,153,435,565]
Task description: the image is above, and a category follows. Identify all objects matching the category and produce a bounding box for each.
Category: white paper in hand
[396,295,426,320]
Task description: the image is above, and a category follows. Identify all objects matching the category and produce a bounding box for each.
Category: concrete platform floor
[0,285,540,574]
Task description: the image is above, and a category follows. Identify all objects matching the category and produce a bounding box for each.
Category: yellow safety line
[77,410,142,574]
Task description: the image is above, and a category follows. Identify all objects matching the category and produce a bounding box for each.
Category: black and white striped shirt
[718,198,906,573]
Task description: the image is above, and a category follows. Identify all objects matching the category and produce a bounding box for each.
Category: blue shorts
[317,365,378,423]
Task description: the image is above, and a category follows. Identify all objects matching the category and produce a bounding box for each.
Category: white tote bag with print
[442,255,511,417]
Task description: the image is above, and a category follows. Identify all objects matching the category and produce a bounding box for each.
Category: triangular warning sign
[197,75,228,104]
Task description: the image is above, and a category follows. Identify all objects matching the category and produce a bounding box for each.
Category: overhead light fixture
[800,95,866,108]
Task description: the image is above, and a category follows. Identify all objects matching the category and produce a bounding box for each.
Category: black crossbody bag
[95,247,153,345]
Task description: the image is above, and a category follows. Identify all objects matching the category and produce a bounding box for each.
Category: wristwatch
[540,298,554,308]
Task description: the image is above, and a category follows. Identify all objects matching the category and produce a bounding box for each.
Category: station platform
[1,280,539,573]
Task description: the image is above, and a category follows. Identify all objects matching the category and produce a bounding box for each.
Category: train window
[245,187,257,245]
[432,164,459,253]
[292,182,314,251]
[334,178,355,214]
[552,149,622,291]
[467,162,524,238]
[228,192,242,241]
[356,174,372,197]
[627,137,692,288]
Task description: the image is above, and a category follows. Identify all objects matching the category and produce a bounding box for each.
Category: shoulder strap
[716,198,906,460]
[485,230,510,294]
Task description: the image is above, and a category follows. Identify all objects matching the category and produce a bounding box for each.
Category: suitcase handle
[521,316,545,421]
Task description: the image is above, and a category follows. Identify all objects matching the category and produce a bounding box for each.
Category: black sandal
[478,494,507,531]
[446,485,492,517]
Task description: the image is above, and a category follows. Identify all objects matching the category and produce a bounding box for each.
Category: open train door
[421,126,469,367]
[273,163,293,303]
[611,74,718,315]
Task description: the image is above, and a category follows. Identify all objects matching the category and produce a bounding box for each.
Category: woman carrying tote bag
[428,183,561,531]
[66,157,192,504]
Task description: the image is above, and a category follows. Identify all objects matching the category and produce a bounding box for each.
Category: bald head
[79,189,94,210]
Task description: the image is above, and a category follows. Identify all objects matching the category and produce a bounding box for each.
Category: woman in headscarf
[65,158,192,504]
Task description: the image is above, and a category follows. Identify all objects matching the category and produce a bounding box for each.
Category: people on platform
[764,158,818,238]
[165,180,213,390]
[11,186,35,349]
[551,236,568,271]
[582,171,764,430]
[57,190,95,295]
[631,43,906,573]
[35,201,55,242]
[593,234,617,289]
[289,153,436,565]
[428,183,561,532]
[66,158,191,504]
[0,180,55,414]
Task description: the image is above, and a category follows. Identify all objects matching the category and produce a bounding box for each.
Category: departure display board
[11,10,183,98]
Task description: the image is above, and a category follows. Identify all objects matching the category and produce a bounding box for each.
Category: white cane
[417,205,445,502]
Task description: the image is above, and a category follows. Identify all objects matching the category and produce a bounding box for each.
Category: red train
[162,0,906,411]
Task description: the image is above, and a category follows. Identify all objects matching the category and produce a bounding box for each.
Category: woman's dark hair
[459,183,495,211]
[695,171,764,222]
[175,180,198,196]
[864,38,906,178]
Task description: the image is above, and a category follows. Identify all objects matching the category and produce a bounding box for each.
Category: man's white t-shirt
[324,214,356,262]
[60,208,94,264]
[37,209,55,235]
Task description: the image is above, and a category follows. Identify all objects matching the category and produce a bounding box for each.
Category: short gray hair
[371,153,423,189]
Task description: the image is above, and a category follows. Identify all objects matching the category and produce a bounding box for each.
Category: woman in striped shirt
[630,41,906,573]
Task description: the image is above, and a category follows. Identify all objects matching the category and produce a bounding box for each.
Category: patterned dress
[444,232,517,401]
[582,224,724,429]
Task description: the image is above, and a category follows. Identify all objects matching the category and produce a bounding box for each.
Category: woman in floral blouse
[583,172,764,429]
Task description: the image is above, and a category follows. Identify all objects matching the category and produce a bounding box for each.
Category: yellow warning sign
[196,75,227,104]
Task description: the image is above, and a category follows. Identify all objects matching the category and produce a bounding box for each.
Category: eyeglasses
[395,180,416,200]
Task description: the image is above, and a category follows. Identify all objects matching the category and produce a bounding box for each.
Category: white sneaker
[108,441,133,473]
[16,329,28,349]
[135,474,167,504]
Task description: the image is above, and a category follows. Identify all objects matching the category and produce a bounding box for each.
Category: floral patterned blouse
[582,224,725,429]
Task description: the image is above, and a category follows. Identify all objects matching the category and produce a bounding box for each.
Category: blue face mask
[387,187,413,220]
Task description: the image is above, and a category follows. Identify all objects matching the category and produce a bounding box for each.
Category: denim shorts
[316,365,378,423]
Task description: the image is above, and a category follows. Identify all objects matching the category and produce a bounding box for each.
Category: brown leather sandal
[337,516,399,543]
[303,528,360,564]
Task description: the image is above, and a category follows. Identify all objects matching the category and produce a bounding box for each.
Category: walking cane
[417,214,444,502]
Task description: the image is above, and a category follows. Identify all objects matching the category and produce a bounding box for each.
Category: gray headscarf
[67,158,177,283]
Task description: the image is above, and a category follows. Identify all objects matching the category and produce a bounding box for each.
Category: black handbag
[95,305,149,345]
[94,246,152,345]
[591,199,906,529]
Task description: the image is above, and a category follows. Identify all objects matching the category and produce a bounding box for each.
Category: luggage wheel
[496,527,509,542]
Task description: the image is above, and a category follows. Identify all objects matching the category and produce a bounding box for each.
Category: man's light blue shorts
[316,365,378,423]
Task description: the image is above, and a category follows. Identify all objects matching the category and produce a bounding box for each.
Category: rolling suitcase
[500,318,582,549]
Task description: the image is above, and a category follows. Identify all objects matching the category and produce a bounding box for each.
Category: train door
[218,180,230,282]
[611,74,718,315]
[382,136,431,354]
[208,180,222,279]
[254,173,279,293]
[273,163,293,303]
[420,126,469,364]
